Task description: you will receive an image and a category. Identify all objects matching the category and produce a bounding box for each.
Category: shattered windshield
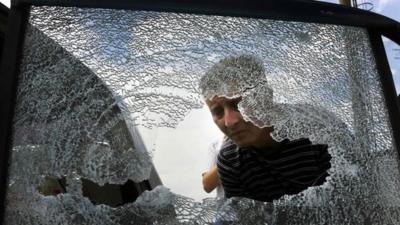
[5,6,400,225]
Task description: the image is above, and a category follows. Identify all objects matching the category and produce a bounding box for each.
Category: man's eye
[231,103,239,111]
[212,107,224,118]
[229,100,240,111]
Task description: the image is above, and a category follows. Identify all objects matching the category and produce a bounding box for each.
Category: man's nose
[224,108,241,128]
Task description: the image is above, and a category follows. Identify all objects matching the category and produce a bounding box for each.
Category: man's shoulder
[282,138,312,149]
[278,138,330,162]
[281,138,329,152]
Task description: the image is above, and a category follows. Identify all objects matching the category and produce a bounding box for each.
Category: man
[199,55,331,202]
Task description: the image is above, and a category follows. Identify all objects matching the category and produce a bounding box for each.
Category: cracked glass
[5,6,400,224]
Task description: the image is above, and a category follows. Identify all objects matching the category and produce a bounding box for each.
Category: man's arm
[202,165,220,193]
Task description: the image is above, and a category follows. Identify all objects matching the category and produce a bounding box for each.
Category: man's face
[206,96,270,148]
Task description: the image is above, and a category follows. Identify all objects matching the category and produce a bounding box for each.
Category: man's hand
[202,165,220,193]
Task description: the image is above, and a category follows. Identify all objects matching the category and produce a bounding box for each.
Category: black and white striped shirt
[217,138,331,202]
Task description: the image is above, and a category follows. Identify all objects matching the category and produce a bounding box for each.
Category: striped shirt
[217,138,331,202]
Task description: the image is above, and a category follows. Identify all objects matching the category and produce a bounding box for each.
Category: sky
[1,0,399,202]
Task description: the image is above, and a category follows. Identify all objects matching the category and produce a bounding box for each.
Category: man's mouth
[229,130,245,138]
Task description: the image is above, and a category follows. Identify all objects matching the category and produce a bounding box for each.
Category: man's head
[199,55,271,100]
[200,55,276,149]
[206,95,274,149]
